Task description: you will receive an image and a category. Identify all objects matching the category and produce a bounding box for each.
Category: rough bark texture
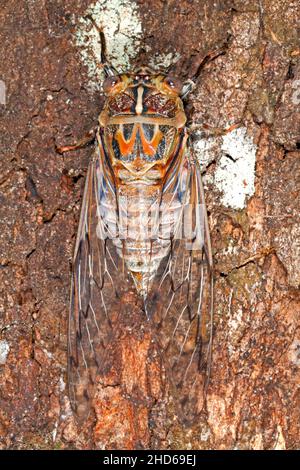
[0,0,299,450]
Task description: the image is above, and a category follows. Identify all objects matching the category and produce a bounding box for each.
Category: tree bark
[0,0,299,450]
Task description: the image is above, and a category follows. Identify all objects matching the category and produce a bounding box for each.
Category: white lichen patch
[148,51,181,71]
[75,0,143,91]
[193,133,219,170]
[228,306,243,332]
[214,127,257,209]
[75,1,182,91]
[0,340,10,365]
[288,339,300,366]
[0,79,6,106]
[59,375,66,392]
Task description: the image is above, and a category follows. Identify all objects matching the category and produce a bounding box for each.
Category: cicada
[66,63,214,424]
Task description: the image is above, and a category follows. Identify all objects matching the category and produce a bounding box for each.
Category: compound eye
[103,75,120,94]
[164,76,182,93]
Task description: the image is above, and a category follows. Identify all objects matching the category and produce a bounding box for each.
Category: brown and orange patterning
[68,66,214,425]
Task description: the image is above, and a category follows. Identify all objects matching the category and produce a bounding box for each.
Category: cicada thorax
[97,70,188,294]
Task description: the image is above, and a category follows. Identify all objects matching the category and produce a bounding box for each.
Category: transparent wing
[147,142,214,424]
[68,146,135,422]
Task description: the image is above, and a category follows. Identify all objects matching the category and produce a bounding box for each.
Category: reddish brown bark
[0,0,299,449]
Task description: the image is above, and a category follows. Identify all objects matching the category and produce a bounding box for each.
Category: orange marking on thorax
[115,125,138,155]
[140,126,163,156]
[115,124,164,157]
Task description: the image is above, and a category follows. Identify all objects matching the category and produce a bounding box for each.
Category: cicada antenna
[191,47,227,83]
[181,33,233,99]
[85,15,118,78]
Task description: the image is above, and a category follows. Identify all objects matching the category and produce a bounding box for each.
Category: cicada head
[98,67,188,184]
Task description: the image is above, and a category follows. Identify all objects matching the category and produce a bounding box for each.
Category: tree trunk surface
[0,0,299,450]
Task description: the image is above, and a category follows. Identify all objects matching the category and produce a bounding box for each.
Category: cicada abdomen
[68,66,213,424]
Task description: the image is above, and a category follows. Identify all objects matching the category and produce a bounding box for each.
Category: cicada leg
[55,128,96,154]
[181,44,230,100]
[188,121,240,138]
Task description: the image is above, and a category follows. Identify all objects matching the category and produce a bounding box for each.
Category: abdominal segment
[102,183,183,296]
